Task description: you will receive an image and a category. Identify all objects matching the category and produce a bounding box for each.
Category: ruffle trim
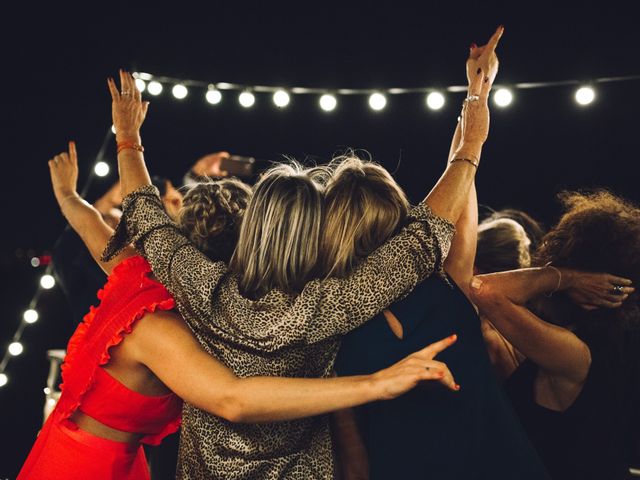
[56,256,180,445]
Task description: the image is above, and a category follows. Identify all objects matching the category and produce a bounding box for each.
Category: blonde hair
[475,217,531,273]
[319,156,410,278]
[178,178,252,262]
[230,162,324,298]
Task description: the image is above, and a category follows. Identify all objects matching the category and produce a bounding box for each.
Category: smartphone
[221,155,256,177]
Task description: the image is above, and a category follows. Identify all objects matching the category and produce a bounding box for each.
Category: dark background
[2,1,639,477]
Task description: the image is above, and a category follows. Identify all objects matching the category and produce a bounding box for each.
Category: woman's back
[335,276,549,479]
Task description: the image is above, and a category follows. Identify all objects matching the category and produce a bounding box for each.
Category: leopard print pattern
[105,185,455,479]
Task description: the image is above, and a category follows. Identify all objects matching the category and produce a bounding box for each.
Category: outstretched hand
[48,141,80,205]
[107,70,148,142]
[371,334,460,400]
[467,25,503,98]
[192,152,231,177]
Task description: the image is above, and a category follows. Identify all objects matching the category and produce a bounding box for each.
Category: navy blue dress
[335,276,550,479]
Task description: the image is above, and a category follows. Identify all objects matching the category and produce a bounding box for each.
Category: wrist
[454,142,483,162]
[115,131,141,143]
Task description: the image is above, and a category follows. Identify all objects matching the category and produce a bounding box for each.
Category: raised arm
[424,26,502,225]
[103,70,227,321]
[469,267,633,381]
[48,141,135,275]
[127,312,458,423]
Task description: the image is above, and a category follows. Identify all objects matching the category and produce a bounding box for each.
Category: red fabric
[18,256,182,479]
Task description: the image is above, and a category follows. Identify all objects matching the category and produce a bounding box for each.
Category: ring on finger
[611,285,625,295]
[121,91,132,96]
[465,94,480,102]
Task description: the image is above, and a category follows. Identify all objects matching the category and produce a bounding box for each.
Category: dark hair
[178,178,252,263]
[533,190,640,410]
[151,175,170,197]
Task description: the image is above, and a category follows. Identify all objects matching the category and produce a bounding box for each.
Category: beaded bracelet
[117,141,144,154]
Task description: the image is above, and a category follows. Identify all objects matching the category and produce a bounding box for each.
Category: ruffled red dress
[18,256,183,480]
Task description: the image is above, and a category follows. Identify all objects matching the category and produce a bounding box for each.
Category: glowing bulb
[40,274,55,290]
[206,88,222,105]
[111,125,116,134]
[368,93,387,111]
[147,81,163,96]
[172,84,188,99]
[8,342,23,356]
[94,162,110,177]
[426,91,446,110]
[0,374,7,387]
[239,91,255,108]
[319,94,337,112]
[31,257,40,267]
[135,79,146,93]
[23,309,39,324]
[493,88,513,107]
[44,387,51,395]
[575,86,595,105]
[273,90,290,108]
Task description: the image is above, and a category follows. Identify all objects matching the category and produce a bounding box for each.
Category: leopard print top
[103,185,455,480]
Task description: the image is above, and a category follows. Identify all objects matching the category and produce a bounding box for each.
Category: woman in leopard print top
[104,33,494,476]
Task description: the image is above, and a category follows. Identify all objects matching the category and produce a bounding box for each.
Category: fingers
[608,275,633,287]
[421,361,459,391]
[485,25,504,55]
[119,69,129,94]
[420,334,457,359]
[107,77,120,101]
[68,141,77,164]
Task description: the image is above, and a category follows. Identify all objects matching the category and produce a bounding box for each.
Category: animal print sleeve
[302,202,455,343]
[102,185,226,323]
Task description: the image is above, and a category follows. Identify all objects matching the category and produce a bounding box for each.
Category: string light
[94,162,110,177]
[205,86,222,105]
[40,274,55,290]
[273,90,290,108]
[8,342,23,357]
[111,125,117,134]
[319,94,337,112]
[493,88,513,107]
[30,257,41,267]
[239,91,256,108]
[172,84,188,99]
[575,86,595,105]
[147,81,163,96]
[0,373,7,387]
[23,309,39,324]
[426,91,446,110]
[135,79,146,93]
[368,93,387,111]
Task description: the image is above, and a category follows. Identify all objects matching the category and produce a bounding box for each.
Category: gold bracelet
[449,157,479,168]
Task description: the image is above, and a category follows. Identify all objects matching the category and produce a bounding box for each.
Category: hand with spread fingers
[371,334,460,400]
[107,69,149,142]
[564,270,634,310]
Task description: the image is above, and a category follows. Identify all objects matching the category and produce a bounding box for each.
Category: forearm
[58,195,125,274]
[424,140,482,223]
[210,375,379,423]
[475,267,567,305]
[116,131,152,197]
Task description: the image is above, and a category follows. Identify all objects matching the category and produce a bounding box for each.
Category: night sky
[2,1,639,476]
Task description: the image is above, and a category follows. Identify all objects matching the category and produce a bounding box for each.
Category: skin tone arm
[469,267,633,382]
[424,26,502,225]
[48,143,460,423]
[48,142,136,275]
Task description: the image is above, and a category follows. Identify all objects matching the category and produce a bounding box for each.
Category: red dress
[18,256,183,480]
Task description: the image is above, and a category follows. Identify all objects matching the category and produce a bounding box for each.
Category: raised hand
[107,70,148,142]
[191,152,231,177]
[564,270,634,310]
[467,25,504,98]
[48,141,80,206]
[371,334,460,400]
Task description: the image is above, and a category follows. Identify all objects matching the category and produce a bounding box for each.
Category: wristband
[117,141,144,154]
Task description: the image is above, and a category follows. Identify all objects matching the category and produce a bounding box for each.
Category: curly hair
[532,190,640,406]
[178,178,252,263]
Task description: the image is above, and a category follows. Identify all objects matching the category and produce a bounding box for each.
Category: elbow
[213,393,250,423]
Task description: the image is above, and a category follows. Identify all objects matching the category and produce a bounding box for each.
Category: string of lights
[3,71,640,390]
[0,128,113,389]
[132,71,640,110]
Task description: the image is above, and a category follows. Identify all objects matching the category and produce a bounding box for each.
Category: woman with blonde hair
[18,142,454,480]
[103,27,500,478]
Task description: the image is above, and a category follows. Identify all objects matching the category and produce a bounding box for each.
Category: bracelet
[449,157,479,168]
[117,141,144,154]
[545,263,562,297]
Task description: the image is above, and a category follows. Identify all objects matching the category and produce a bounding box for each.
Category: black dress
[505,351,638,479]
[335,276,550,480]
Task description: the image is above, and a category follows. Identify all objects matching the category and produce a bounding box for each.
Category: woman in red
[17,142,458,479]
